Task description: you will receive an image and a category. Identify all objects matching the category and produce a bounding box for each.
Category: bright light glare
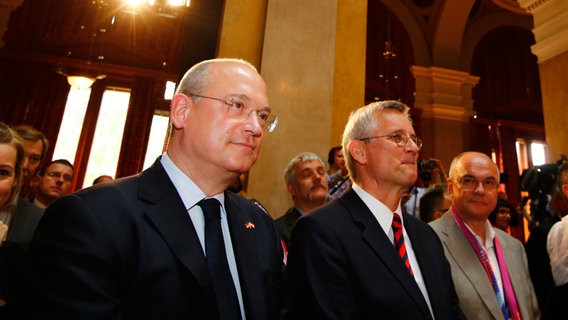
[530,142,547,166]
[126,0,147,5]
[169,0,190,6]
[164,81,176,100]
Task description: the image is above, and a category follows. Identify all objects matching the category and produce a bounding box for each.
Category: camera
[418,159,437,172]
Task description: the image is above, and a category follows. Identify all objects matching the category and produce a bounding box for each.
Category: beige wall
[539,50,568,161]
[242,0,367,218]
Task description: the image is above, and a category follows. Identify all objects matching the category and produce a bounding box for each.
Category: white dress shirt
[160,153,246,319]
[547,215,568,286]
[352,183,434,319]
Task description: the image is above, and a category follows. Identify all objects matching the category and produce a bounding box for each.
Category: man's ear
[286,183,295,196]
[170,94,190,128]
[349,141,366,165]
[562,183,568,200]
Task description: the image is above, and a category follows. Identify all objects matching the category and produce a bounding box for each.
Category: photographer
[403,158,448,219]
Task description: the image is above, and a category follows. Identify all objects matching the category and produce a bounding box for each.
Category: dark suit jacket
[275,207,301,245]
[287,189,464,319]
[27,160,286,320]
[6,197,43,249]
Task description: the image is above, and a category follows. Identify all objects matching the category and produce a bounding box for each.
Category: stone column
[217,0,267,68]
[411,65,479,168]
[239,0,367,217]
[519,0,568,161]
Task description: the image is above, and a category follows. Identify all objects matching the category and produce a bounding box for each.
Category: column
[242,0,367,217]
[411,65,479,168]
[519,0,568,161]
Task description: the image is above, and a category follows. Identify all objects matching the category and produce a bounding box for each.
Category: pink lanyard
[451,206,520,320]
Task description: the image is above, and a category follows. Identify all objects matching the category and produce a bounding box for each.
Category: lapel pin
[245,221,255,229]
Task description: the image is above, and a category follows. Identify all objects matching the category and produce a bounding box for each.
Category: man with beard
[276,152,328,246]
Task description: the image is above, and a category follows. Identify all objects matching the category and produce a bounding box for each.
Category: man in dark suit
[287,100,464,319]
[275,152,328,245]
[27,58,285,319]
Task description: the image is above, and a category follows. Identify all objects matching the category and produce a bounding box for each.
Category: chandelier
[122,0,191,19]
[56,0,190,89]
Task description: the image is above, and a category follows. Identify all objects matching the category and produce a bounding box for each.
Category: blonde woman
[0,122,25,318]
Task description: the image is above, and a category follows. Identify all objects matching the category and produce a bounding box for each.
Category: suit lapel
[224,193,263,320]
[437,212,503,319]
[138,161,218,316]
[342,190,432,319]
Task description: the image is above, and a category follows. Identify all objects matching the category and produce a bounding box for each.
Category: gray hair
[341,100,411,181]
[284,152,325,184]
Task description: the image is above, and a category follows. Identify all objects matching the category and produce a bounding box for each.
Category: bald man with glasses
[429,151,540,320]
[28,58,285,319]
[287,100,464,319]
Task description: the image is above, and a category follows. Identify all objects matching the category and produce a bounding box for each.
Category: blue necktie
[199,198,242,320]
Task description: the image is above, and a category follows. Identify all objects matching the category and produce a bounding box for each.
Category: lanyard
[451,206,510,319]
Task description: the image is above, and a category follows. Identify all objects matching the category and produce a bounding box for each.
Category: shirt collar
[160,152,225,211]
[352,183,403,236]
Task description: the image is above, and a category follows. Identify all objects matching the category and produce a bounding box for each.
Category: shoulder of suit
[494,227,523,246]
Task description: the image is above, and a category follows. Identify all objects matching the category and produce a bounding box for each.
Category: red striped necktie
[392,213,413,275]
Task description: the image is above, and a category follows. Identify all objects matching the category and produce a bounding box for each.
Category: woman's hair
[489,198,519,227]
[0,122,24,212]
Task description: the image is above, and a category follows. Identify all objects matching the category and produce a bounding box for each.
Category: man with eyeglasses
[287,100,464,319]
[27,58,285,319]
[30,159,74,209]
[429,151,540,320]
[276,152,328,246]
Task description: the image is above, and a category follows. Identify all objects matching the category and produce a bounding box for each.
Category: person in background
[11,125,48,194]
[29,159,74,209]
[287,100,464,319]
[418,186,452,223]
[403,158,447,219]
[429,151,540,320]
[488,198,519,232]
[0,122,26,319]
[27,58,285,319]
[7,125,47,249]
[275,152,328,246]
[544,162,568,318]
[325,146,350,201]
[92,175,113,185]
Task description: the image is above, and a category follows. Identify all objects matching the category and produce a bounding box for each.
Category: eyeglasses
[456,176,498,191]
[188,93,278,133]
[359,132,422,149]
[46,171,73,182]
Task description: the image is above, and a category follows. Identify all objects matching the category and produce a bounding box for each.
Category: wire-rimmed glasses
[359,132,423,149]
[188,93,278,133]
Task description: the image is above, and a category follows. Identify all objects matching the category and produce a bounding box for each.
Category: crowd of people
[1,57,566,319]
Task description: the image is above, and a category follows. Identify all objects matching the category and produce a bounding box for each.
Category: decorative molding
[411,65,479,122]
[519,0,568,62]
[518,0,554,13]
[490,0,531,15]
